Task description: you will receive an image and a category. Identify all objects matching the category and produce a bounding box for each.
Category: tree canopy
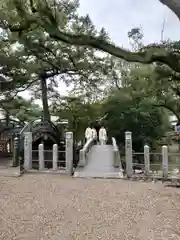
[102,88,169,151]
[2,0,180,72]
[0,0,111,121]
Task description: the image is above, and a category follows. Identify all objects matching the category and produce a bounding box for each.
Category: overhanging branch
[45,29,180,72]
[8,0,180,72]
[11,22,180,72]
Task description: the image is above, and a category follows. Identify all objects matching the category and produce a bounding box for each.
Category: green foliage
[1,0,179,74]
[0,0,111,122]
[0,96,42,125]
[50,96,102,141]
[102,89,169,151]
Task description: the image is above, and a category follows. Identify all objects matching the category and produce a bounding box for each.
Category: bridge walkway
[74,144,123,178]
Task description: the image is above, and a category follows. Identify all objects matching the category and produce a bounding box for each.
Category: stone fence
[23,131,74,175]
[125,131,177,180]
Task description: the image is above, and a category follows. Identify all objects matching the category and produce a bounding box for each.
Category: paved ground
[74,145,122,178]
[0,175,180,240]
[0,166,20,177]
[0,158,12,167]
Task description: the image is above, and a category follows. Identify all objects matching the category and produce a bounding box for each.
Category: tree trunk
[40,77,50,122]
[5,111,10,126]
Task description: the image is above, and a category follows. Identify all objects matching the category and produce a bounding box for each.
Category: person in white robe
[99,126,107,145]
[85,126,92,142]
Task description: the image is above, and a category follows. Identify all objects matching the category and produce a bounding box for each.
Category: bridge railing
[78,138,95,167]
[112,137,122,170]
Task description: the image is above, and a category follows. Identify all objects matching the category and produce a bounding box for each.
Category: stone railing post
[12,135,20,167]
[66,132,73,175]
[24,132,32,171]
[112,137,121,168]
[144,145,150,175]
[39,144,44,170]
[113,150,121,168]
[162,145,168,179]
[125,131,133,178]
[79,149,85,167]
[53,144,58,170]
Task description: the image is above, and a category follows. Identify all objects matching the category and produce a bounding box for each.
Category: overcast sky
[20,0,180,103]
[79,0,180,48]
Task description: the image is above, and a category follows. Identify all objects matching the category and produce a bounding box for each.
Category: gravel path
[0,175,180,240]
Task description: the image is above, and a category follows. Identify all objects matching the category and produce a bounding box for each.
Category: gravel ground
[0,175,180,240]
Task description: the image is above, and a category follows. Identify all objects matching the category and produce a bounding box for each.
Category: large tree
[0,0,111,122]
[3,0,180,72]
[103,26,180,126]
[102,88,169,152]
[128,62,180,123]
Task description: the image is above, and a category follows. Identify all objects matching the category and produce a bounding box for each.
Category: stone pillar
[66,132,73,176]
[24,132,32,170]
[125,131,133,178]
[162,145,168,179]
[113,150,121,168]
[39,143,44,170]
[53,144,58,170]
[79,149,85,167]
[144,145,150,175]
[12,136,19,167]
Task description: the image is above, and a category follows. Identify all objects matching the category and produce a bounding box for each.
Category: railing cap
[162,145,168,149]
[82,138,94,151]
[144,145,149,148]
[125,131,132,134]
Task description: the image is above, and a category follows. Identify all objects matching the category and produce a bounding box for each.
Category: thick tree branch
[45,29,180,72]
[8,0,180,72]
[8,19,180,72]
